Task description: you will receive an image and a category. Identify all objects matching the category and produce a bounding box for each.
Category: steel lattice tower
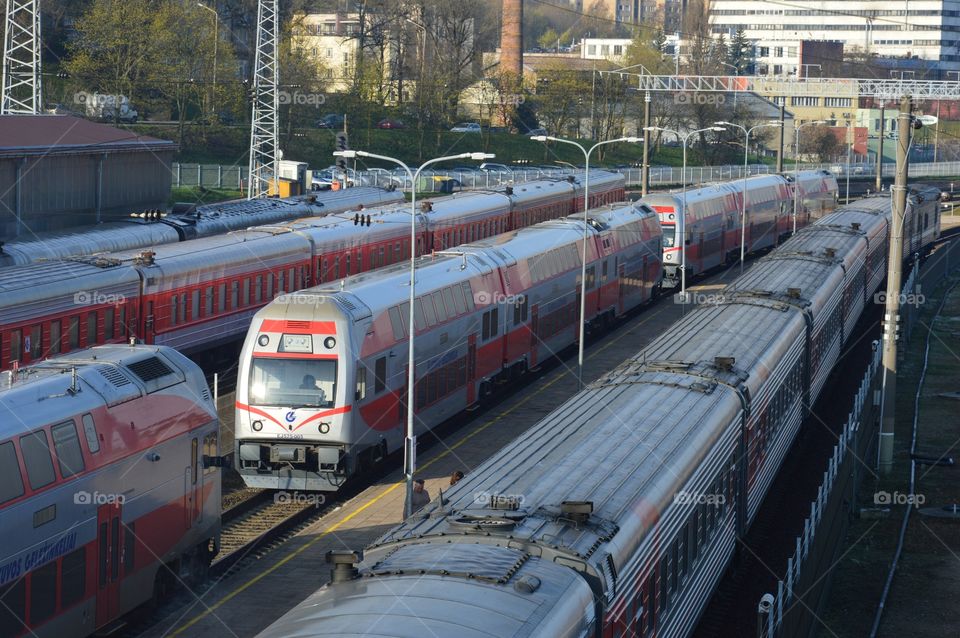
[246,0,278,198]
[1,0,42,114]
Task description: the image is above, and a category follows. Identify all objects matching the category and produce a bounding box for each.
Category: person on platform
[449,470,465,486]
[410,478,430,513]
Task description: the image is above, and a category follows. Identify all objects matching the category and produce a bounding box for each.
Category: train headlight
[324,337,336,349]
[252,420,263,432]
[257,335,270,347]
[668,213,675,220]
[318,422,330,434]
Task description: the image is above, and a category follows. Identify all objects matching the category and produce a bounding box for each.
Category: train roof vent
[338,297,358,311]
[97,365,132,388]
[126,356,174,383]
[560,500,593,524]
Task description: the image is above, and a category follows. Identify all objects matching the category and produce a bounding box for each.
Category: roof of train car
[642,173,786,208]
[0,221,181,266]
[0,345,197,441]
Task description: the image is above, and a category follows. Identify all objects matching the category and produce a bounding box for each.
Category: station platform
[138,267,748,638]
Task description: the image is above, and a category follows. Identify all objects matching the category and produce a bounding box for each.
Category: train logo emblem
[285,411,296,423]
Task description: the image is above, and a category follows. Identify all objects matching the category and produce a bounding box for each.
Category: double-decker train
[644,170,837,282]
[234,201,664,490]
[0,188,405,267]
[0,173,624,371]
[253,187,940,638]
[0,344,220,638]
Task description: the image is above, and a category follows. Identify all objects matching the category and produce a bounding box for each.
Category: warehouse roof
[0,115,176,157]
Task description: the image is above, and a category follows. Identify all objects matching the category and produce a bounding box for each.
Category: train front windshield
[249,358,337,409]
[662,223,676,247]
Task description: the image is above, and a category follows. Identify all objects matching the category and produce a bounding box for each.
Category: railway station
[3,0,960,636]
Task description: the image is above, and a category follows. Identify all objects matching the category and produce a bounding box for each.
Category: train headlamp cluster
[252,420,263,431]
[258,335,269,347]
[318,422,330,434]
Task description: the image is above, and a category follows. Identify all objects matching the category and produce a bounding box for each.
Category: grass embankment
[168,186,243,206]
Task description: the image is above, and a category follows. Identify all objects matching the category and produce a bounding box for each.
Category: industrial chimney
[501,0,523,79]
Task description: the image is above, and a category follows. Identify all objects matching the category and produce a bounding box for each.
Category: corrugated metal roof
[0,115,175,156]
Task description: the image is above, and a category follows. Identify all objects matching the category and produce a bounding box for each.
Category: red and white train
[0,344,220,638]
[0,173,625,371]
[234,201,663,490]
[644,170,837,281]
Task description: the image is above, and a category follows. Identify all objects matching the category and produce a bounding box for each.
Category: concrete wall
[0,149,173,240]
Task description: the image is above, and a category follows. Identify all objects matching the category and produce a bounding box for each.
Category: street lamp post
[716,120,783,274]
[793,120,827,233]
[530,134,642,390]
[643,126,725,305]
[334,149,494,518]
[197,2,218,119]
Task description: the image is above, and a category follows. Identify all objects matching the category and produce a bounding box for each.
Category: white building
[580,38,634,61]
[710,0,960,75]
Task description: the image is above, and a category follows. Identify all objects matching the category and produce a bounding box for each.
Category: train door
[192,437,202,522]
[185,438,200,528]
[618,262,627,312]
[95,502,122,628]
[466,336,477,405]
[529,306,539,368]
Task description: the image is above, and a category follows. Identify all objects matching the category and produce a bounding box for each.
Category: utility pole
[247,0,279,198]
[878,95,912,475]
[641,92,651,196]
[876,103,885,191]
[1,0,42,114]
[776,103,785,172]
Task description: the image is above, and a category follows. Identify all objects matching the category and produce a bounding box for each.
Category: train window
[67,317,80,350]
[86,312,97,345]
[179,294,187,324]
[357,251,363,270]
[52,421,85,478]
[462,282,475,311]
[99,523,108,587]
[203,433,218,476]
[378,247,385,267]
[278,270,285,293]
[432,292,447,323]
[49,320,61,355]
[602,260,609,282]
[442,288,457,318]
[29,560,56,624]
[296,266,303,289]
[191,438,198,485]
[0,441,24,504]
[345,254,351,275]
[192,290,201,320]
[29,325,41,359]
[398,302,410,335]
[124,522,136,575]
[170,297,178,326]
[413,300,426,332]
[416,378,427,409]
[231,282,239,309]
[9,329,21,363]
[121,305,129,337]
[586,266,596,289]
[374,357,386,394]
[0,577,25,636]
[217,284,226,313]
[104,308,114,341]
[422,296,437,326]
[266,275,273,300]
[482,312,491,340]
[388,306,406,340]
[254,277,262,304]
[427,371,438,404]
[452,285,466,315]
[334,257,340,279]
[20,431,55,490]
[288,268,295,290]
[355,367,366,401]
[490,307,498,337]
[206,287,215,315]
[61,547,86,608]
[513,301,522,325]
[242,279,251,306]
[82,414,100,454]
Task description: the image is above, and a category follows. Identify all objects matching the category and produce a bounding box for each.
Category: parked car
[377,118,406,129]
[450,122,481,133]
[44,103,82,117]
[524,127,548,137]
[479,162,513,173]
[315,113,345,129]
[311,169,355,190]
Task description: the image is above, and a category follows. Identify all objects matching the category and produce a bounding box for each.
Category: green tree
[727,28,753,74]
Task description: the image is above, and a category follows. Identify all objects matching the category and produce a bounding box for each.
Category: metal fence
[170,160,960,193]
